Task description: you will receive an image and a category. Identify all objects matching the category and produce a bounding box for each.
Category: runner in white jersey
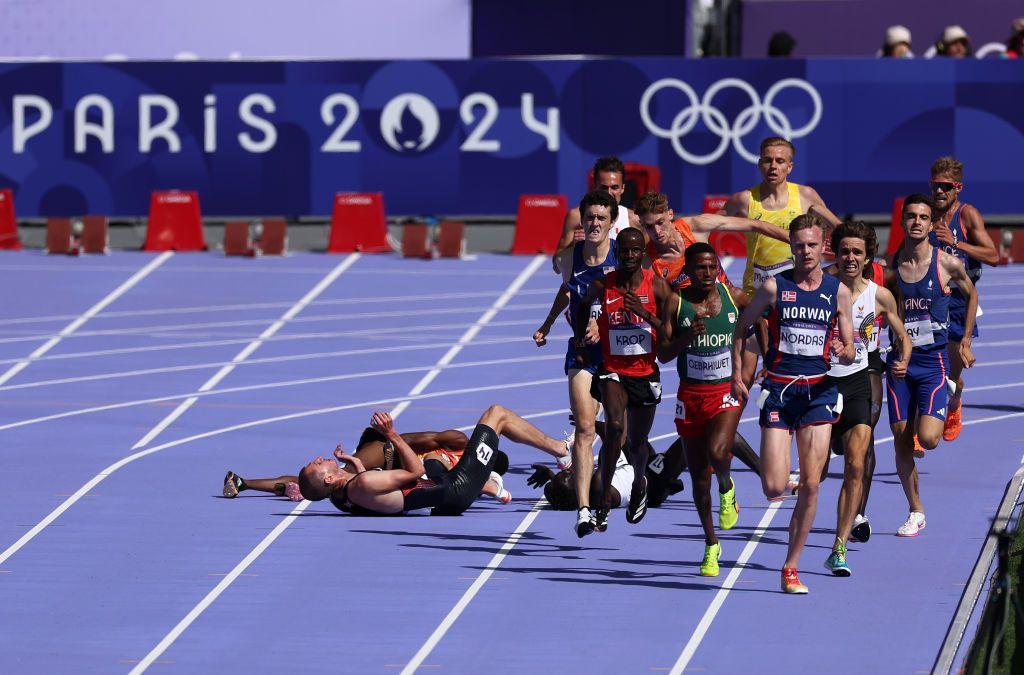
[822,222,910,577]
[553,156,642,272]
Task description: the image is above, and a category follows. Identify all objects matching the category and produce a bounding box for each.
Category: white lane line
[0,375,563,569]
[0,252,172,387]
[0,288,553,327]
[401,499,547,675]
[0,353,565,434]
[128,254,547,674]
[397,255,717,673]
[0,302,552,345]
[130,254,361,451]
[667,409,1024,673]
[0,341,556,393]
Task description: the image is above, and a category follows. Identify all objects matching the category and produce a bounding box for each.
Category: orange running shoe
[913,435,925,458]
[943,404,963,442]
[781,567,808,594]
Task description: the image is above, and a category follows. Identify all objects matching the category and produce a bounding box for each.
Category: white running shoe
[575,507,596,538]
[557,431,574,470]
[489,472,512,504]
[896,511,926,537]
[850,514,871,543]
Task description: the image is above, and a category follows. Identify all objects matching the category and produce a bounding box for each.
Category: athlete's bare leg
[834,424,870,543]
[568,369,599,509]
[916,415,943,450]
[947,340,966,413]
[708,408,741,494]
[598,378,629,511]
[892,420,925,513]
[783,423,831,570]
[684,438,716,546]
[760,428,794,499]
[477,404,567,456]
[858,372,883,516]
[625,405,657,494]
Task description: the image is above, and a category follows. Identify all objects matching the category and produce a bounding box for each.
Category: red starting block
[223,221,254,256]
[258,219,287,255]
[437,221,465,258]
[46,217,73,254]
[701,194,746,257]
[81,215,108,254]
[0,188,20,250]
[328,192,392,253]
[401,222,431,258]
[511,195,567,255]
[144,190,206,251]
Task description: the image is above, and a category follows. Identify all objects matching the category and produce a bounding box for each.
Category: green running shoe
[718,482,739,530]
[700,542,721,577]
[825,544,852,577]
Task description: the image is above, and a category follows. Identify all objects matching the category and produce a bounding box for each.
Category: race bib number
[648,453,666,475]
[832,340,867,368]
[753,260,794,289]
[609,326,652,356]
[475,442,494,464]
[686,350,732,381]
[720,393,741,409]
[588,301,602,321]
[904,317,935,347]
[779,324,828,356]
[674,400,686,420]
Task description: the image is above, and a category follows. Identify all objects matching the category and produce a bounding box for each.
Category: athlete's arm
[832,283,856,365]
[800,186,841,227]
[624,275,670,333]
[687,213,789,243]
[731,277,776,402]
[657,292,689,362]
[372,412,425,478]
[719,190,750,217]
[875,286,911,379]
[553,208,583,270]
[534,283,571,347]
[958,204,999,267]
[400,430,469,453]
[573,279,604,348]
[941,252,978,367]
[728,285,752,309]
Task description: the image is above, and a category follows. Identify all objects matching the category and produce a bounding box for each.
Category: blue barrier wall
[1,59,1021,217]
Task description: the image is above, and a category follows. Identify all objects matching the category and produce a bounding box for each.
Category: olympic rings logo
[639,77,823,165]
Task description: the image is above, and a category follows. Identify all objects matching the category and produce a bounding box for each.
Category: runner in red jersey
[573,228,673,530]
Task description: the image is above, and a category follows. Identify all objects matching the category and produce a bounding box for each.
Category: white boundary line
[128,254,546,673]
[0,301,551,345]
[666,408,1024,674]
[0,288,553,327]
[0,252,172,387]
[401,498,547,675]
[0,353,566,434]
[131,254,362,450]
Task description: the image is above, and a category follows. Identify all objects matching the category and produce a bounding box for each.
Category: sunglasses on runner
[929,180,962,192]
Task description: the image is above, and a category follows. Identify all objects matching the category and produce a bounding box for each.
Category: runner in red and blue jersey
[574,228,673,533]
[927,157,998,442]
[886,193,978,537]
[731,213,855,594]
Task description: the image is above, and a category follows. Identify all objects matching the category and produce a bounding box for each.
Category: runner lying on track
[299,406,572,516]
[223,410,570,505]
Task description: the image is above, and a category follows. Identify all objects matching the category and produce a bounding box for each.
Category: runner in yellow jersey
[720,137,842,385]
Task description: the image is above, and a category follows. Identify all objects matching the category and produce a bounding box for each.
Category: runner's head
[901,193,935,243]
[543,471,577,510]
[830,221,876,281]
[616,227,646,274]
[634,191,677,248]
[578,190,618,243]
[298,456,352,501]
[789,212,826,272]
[758,137,794,186]
[684,241,719,290]
[929,156,964,211]
[592,156,626,204]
